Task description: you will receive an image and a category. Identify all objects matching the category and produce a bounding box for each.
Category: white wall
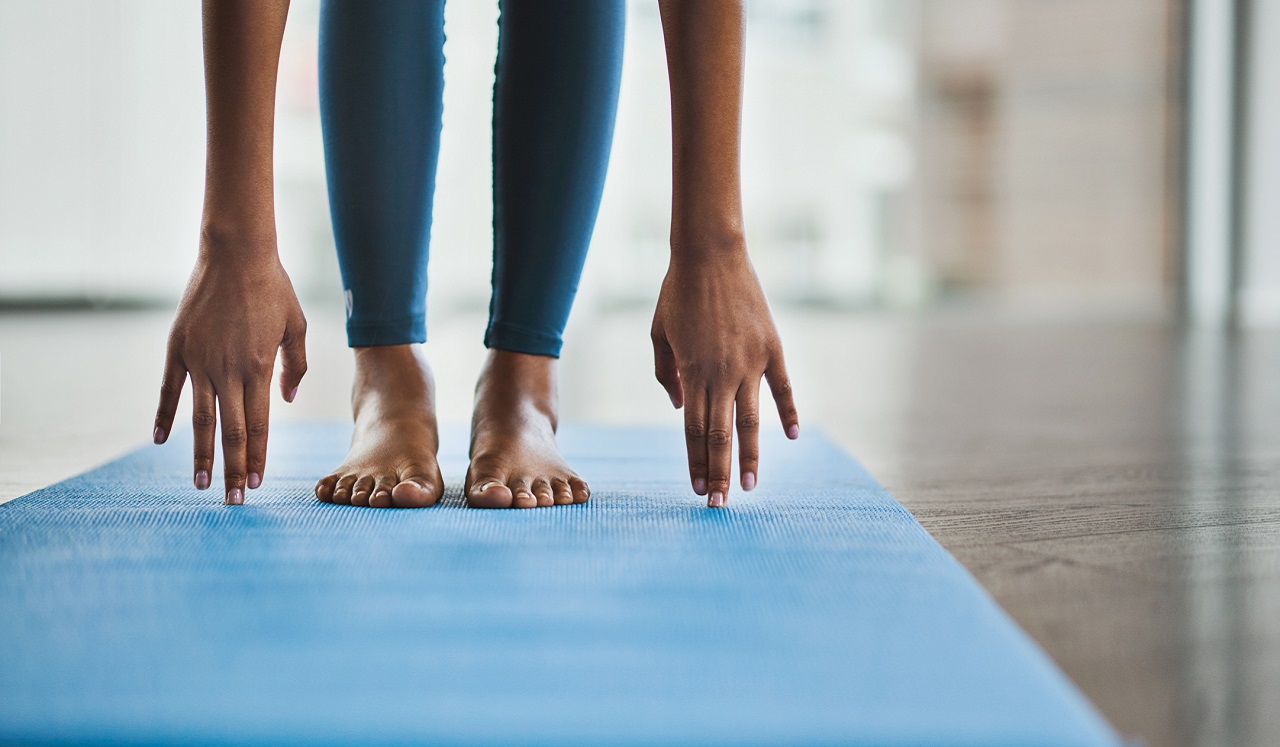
[0,0,204,299]
[1239,0,1280,325]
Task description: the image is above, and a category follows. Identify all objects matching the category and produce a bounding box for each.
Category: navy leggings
[318,0,625,356]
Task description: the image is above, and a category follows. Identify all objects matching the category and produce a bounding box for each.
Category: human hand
[152,235,308,505]
[650,240,799,507]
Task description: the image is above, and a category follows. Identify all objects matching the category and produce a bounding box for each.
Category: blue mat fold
[0,424,1119,746]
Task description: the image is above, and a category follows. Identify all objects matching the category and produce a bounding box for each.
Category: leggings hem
[346,317,427,348]
[484,321,563,358]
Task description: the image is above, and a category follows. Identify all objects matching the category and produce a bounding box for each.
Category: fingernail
[711,491,725,508]
[743,472,756,491]
[247,472,261,490]
[153,426,165,445]
[226,487,243,506]
[787,424,799,440]
[693,478,707,495]
[286,386,298,403]
[668,391,680,408]
[195,470,210,490]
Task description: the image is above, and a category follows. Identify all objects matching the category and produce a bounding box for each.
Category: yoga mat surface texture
[0,424,1119,746]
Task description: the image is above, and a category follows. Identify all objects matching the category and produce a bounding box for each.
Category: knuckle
[192,411,217,429]
[715,359,733,380]
[708,476,732,491]
[707,428,732,447]
[737,412,760,431]
[685,422,707,440]
[247,420,269,439]
[224,471,247,485]
[774,378,793,397]
[222,426,247,447]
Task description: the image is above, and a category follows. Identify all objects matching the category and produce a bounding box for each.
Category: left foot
[465,350,590,509]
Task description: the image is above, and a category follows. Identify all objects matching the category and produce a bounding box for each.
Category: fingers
[706,389,735,508]
[765,353,799,440]
[279,310,308,403]
[217,385,248,506]
[736,379,760,491]
[153,353,186,445]
[191,376,217,492]
[683,385,709,496]
[652,327,685,408]
[244,380,271,491]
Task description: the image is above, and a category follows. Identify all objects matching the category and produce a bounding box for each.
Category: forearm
[657,0,745,259]
[199,0,290,256]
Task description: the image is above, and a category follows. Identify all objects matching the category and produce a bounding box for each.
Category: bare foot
[465,350,590,509]
[314,344,444,508]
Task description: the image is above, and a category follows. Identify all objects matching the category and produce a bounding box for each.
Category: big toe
[391,472,440,508]
[467,473,514,509]
[315,474,339,503]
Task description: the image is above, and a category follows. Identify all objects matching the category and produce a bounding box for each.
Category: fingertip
[743,471,756,491]
[247,472,261,490]
[787,424,799,440]
[153,426,166,445]
[285,386,298,403]
[195,470,210,491]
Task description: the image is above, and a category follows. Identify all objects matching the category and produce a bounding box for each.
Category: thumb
[279,311,308,403]
[651,327,684,409]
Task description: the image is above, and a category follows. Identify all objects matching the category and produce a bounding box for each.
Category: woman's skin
[154,0,797,509]
[153,0,306,507]
[654,0,799,507]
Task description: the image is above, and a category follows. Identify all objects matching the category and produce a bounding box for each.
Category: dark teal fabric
[0,424,1121,746]
[319,0,624,356]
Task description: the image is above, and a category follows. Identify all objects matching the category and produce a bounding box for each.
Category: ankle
[476,349,559,421]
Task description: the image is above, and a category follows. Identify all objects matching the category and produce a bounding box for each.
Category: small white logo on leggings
[344,289,353,319]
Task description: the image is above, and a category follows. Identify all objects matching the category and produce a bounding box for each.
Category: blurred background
[0,0,1208,314]
[2,2,1280,745]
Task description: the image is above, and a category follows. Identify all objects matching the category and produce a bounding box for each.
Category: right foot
[314,344,444,508]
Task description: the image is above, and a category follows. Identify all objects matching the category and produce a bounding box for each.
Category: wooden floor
[2,305,1277,747]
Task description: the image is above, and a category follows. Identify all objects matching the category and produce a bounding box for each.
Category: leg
[315,0,446,508]
[467,0,626,508]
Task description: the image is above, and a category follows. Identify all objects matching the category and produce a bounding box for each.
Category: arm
[653,0,799,508]
[153,0,307,505]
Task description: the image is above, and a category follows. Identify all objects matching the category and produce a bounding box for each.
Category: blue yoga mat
[0,424,1120,746]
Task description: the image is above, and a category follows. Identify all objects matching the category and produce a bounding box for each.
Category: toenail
[226,487,243,506]
[693,478,706,495]
[195,470,210,490]
[247,473,261,490]
[743,472,756,491]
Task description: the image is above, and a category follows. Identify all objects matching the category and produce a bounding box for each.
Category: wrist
[669,219,747,266]
[198,220,279,264]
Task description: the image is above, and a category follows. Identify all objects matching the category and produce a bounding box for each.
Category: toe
[532,479,554,507]
[315,474,338,503]
[392,466,440,508]
[369,476,396,509]
[332,474,357,505]
[350,475,374,507]
[510,477,537,509]
[467,470,514,508]
[569,477,590,505]
[552,478,573,505]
